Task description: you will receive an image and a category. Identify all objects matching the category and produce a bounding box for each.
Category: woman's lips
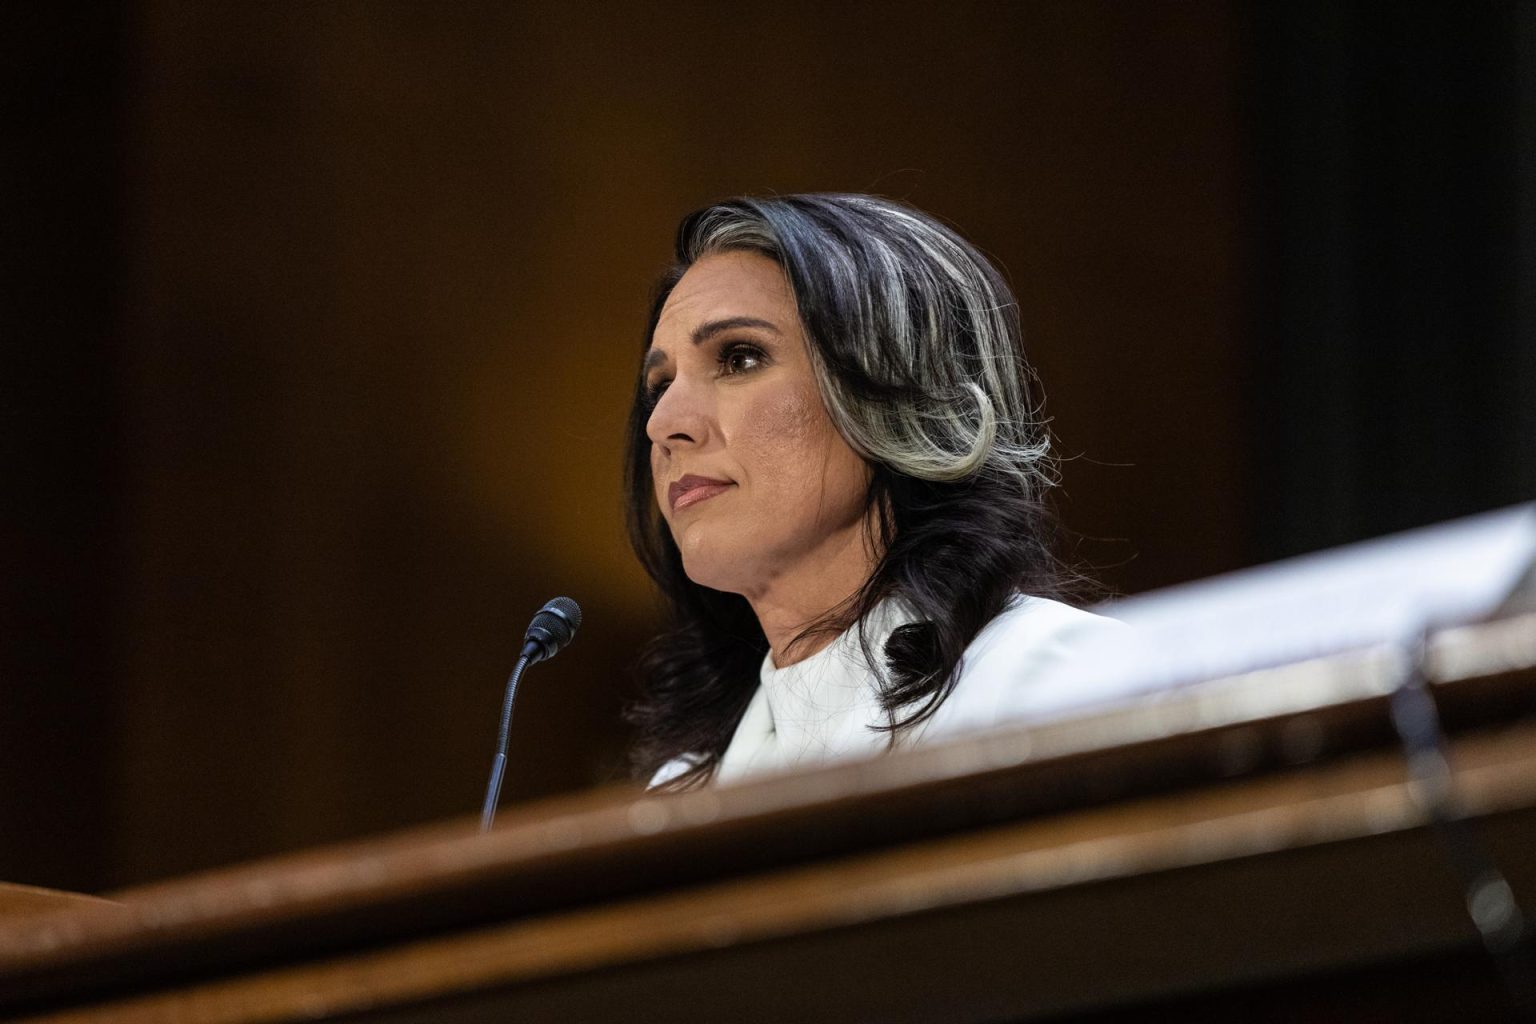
[669,475,733,512]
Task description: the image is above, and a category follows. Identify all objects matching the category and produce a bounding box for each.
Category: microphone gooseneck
[480,597,583,833]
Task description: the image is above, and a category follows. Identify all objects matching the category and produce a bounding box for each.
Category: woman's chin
[676,546,762,597]
[681,562,753,597]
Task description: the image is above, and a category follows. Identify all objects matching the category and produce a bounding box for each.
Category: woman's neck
[743,514,881,668]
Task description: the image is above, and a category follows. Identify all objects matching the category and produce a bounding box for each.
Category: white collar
[716,598,917,782]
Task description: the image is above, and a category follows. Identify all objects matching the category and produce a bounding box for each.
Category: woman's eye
[643,378,670,406]
[719,343,764,376]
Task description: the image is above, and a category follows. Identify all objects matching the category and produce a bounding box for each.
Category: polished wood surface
[2,614,1533,1022]
[0,886,116,922]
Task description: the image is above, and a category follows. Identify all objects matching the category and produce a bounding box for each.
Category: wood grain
[15,722,1536,1023]
[1,614,1532,1021]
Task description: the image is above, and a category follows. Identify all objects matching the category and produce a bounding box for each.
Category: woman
[626,193,1116,789]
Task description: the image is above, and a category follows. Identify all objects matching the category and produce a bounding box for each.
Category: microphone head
[522,596,582,662]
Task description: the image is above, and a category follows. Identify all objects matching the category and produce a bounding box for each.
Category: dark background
[2,1,1532,894]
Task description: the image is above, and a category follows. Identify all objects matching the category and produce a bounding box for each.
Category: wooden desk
[3,615,1533,1022]
[0,886,115,921]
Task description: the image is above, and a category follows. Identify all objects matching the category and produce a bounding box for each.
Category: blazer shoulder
[925,596,1126,737]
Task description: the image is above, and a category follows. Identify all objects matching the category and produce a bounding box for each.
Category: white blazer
[650,594,1123,787]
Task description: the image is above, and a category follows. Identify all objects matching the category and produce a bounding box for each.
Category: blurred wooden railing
[1,613,1533,1022]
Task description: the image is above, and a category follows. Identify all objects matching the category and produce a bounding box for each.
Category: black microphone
[480,597,583,833]
[518,596,582,664]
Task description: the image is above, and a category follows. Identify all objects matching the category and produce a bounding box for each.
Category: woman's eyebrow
[690,316,780,345]
[643,316,782,374]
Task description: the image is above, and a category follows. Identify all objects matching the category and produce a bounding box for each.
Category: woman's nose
[645,375,711,453]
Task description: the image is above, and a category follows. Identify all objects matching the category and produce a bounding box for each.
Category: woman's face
[643,250,872,598]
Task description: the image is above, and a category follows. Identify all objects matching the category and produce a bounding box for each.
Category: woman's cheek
[735,382,825,518]
[649,449,668,518]
[749,386,870,537]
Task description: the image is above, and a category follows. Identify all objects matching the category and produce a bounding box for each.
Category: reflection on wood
[0,886,117,923]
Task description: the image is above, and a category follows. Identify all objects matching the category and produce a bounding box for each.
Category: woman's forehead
[655,251,794,337]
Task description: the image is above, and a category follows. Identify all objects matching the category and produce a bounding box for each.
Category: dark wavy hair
[625,194,1074,788]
